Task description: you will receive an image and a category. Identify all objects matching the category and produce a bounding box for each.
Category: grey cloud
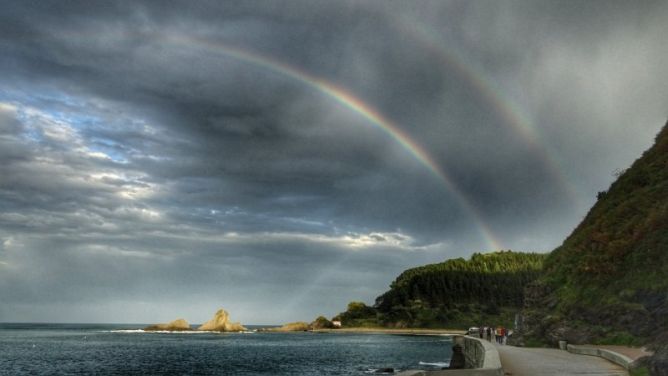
[0,231,445,323]
[1,1,667,323]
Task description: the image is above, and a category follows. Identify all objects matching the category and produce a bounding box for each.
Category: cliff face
[198,309,246,332]
[522,122,668,372]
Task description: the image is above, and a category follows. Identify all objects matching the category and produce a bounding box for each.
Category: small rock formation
[276,321,310,332]
[198,308,246,332]
[144,318,191,331]
[260,321,310,332]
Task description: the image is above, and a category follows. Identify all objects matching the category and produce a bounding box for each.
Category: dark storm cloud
[1,1,667,323]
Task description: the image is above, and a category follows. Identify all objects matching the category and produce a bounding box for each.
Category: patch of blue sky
[2,85,160,137]
[12,106,44,144]
[83,133,135,163]
[86,143,128,163]
[0,87,145,162]
[1,87,91,131]
[1,86,84,117]
[51,111,99,132]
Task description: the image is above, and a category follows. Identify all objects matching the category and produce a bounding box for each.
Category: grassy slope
[523,122,668,353]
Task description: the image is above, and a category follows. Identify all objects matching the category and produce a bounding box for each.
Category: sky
[1,1,667,325]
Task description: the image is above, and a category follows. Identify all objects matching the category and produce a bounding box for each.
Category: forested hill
[522,122,668,372]
[338,251,547,328]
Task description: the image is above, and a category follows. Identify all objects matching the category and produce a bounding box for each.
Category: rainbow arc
[162,33,503,251]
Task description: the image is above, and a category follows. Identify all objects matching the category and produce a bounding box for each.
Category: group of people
[478,325,509,345]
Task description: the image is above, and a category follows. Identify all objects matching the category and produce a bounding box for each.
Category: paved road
[495,344,628,376]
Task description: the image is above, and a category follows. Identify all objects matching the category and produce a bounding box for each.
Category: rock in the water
[198,308,246,332]
[272,322,310,332]
[144,318,191,331]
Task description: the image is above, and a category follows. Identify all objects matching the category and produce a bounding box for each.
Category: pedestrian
[486,326,491,341]
[479,326,484,339]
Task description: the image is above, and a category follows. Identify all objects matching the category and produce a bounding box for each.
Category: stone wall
[397,335,503,376]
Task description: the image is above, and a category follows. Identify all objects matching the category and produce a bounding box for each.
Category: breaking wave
[418,361,450,368]
[106,329,256,334]
[363,368,401,374]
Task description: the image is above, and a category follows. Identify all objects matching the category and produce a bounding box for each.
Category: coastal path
[495,344,628,376]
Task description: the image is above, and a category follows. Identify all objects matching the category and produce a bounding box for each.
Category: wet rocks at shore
[263,322,310,332]
[144,318,191,331]
[198,309,246,332]
[144,307,246,332]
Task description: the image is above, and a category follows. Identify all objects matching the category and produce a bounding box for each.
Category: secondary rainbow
[386,13,578,203]
[162,33,503,251]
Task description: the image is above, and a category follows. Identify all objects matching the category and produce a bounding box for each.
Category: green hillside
[328,123,668,374]
[521,122,668,372]
[334,251,547,329]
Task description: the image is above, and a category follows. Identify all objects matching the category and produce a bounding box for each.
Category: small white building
[332,320,342,328]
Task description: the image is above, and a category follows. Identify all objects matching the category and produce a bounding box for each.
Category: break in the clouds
[1,0,667,324]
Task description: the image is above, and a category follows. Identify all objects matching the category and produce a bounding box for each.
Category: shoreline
[309,328,466,335]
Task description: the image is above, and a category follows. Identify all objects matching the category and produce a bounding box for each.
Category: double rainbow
[163,33,503,251]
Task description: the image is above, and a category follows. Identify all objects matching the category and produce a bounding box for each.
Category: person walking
[486,326,492,341]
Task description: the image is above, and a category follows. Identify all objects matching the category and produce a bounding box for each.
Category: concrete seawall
[397,336,504,376]
[566,344,639,370]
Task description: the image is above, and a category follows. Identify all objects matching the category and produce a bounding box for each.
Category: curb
[566,344,638,370]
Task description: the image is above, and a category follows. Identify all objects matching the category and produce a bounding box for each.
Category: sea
[0,324,453,375]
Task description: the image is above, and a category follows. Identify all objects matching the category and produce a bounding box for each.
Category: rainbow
[387,14,578,203]
[162,33,503,251]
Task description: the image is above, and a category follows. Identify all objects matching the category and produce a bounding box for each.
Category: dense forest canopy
[334,251,547,328]
[377,251,546,309]
[374,251,546,327]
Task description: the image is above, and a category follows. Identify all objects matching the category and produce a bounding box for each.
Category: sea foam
[418,361,450,368]
[107,329,256,334]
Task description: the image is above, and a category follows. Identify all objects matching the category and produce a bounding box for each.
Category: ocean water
[0,324,453,375]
